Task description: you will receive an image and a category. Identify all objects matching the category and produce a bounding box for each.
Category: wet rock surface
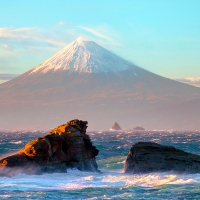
[0,119,100,176]
[124,142,200,174]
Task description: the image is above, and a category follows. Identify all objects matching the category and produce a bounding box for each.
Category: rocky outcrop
[133,126,145,131]
[124,142,200,174]
[0,119,100,176]
[111,122,121,130]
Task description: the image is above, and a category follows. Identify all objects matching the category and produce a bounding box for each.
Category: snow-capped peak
[30,38,134,74]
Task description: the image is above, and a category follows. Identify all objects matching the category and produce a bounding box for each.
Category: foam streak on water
[0,171,199,199]
[1,130,200,199]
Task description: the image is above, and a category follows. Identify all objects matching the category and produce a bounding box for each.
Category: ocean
[1,130,200,199]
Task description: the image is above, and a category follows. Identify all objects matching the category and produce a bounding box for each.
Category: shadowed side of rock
[0,119,100,176]
[124,142,200,174]
[111,122,121,130]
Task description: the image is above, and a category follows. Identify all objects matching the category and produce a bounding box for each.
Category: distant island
[111,122,121,130]
[133,126,145,131]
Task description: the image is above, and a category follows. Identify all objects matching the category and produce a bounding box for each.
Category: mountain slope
[30,37,135,74]
[0,38,200,130]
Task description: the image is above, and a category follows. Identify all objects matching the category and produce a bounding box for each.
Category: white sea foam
[1,131,200,199]
[0,170,199,193]
[9,140,22,144]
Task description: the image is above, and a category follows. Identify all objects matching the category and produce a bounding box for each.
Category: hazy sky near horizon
[0,0,200,79]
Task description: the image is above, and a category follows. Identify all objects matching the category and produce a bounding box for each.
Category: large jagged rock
[0,119,100,176]
[124,142,200,174]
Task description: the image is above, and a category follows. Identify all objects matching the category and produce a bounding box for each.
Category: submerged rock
[111,122,121,130]
[124,142,200,174]
[0,119,100,176]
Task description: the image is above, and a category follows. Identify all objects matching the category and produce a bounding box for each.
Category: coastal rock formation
[124,142,200,174]
[133,126,145,131]
[0,119,100,176]
[111,122,121,130]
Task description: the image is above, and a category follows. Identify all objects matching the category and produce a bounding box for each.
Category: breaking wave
[1,130,200,199]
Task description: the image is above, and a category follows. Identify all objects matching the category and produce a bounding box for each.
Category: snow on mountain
[1,37,200,131]
[30,37,135,74]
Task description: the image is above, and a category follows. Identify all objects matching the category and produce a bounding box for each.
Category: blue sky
[0,0,200,79]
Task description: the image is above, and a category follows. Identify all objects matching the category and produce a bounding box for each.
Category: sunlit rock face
[124,142,200,174]
[0,119,100,177]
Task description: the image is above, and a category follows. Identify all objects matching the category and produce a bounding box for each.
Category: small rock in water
[124,142,200,174]
[133,126,145,131]
[0,119,100,176]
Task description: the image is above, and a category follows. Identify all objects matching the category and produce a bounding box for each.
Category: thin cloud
[55,21,124,49]
[0,73,19,79]
[79,26,111,41]
[0,28,15,38]
[56,21,66,27]
[176,77,200,87]
[0,27,34,38]
[2,44,11,50]
[55,22,114,42]
[56,21,73,27]
[0,24,125,74]
[0,74,19,84]
[0,27,67,48]
[186,77,200,83]
[77,24,125,50]
[0,25,124,51]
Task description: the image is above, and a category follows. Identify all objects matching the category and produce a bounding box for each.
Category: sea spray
[1,130,200,199]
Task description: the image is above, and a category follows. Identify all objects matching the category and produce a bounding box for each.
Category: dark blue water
[0,130,200,199]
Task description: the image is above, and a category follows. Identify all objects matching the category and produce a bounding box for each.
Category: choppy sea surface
[1,130,200,199]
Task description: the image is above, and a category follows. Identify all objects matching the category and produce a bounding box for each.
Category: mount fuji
[1,38,200,130]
